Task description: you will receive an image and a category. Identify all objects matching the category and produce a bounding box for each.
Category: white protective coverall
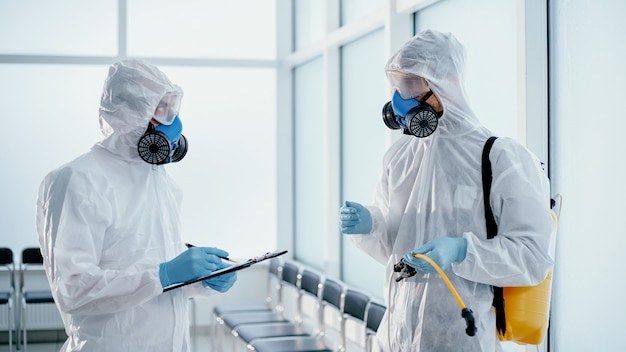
[349,30,554,351]
[36,60,213,352]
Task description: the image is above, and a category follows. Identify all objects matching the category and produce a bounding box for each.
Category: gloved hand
[202,261,238,292]
[402,237,468,273]
[159,247,229,288]
[340,201,372,234]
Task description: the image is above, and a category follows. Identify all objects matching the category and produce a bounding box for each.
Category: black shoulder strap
[482,136,507,336]
[482,136,499,239]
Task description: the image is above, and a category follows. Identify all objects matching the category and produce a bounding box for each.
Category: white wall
[549,1,626,351]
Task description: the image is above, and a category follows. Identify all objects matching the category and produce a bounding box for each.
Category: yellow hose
[399,253,476,336]
[412,253,466,310]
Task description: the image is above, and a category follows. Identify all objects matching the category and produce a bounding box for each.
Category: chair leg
[215,318,226,351]
[15,299,22,351]
[211,315,227,352]
[210,314,218,352]
[23,313,26,352]
[21,302,26,352]
[15,302,21,351]
[8,302,13,352]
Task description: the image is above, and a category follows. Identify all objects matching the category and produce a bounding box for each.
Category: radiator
[22,303,64,330]
[0,305,11,330]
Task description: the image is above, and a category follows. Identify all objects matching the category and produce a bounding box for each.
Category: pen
[184,243,237,263]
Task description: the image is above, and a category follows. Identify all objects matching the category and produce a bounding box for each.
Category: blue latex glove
[340,201,373,234]
[202,261,238,292]
[159,247,229,288]
[402,237,468,273]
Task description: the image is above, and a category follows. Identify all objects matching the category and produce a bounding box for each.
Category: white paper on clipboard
[162,249,288,292]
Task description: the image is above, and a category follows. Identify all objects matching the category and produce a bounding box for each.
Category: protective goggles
[153,94,183,125]
[386,71,430,100]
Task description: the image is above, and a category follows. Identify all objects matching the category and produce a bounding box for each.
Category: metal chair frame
[245,277,345,352]
[232,267,324,350]
[340,288,371,351]
[364,300,386,352]
[217,259,297,351]
[19,247,55,352]
[0,247,15,352]
[211,257,283,351]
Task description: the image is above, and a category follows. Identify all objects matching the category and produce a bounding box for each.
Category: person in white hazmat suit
[36,59,237,352]
[339,30,554,351]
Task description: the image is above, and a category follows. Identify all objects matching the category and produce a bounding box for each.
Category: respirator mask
[137,94,188,165]
[381,71,440,138]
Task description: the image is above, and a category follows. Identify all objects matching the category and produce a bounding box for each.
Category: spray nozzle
[393,259,417,282]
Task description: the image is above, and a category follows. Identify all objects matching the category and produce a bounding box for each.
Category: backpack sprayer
[392,195,560,343]
[394,254,477,337]
[388,137,560,343]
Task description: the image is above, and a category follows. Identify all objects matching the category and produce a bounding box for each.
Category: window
[415,0,518,138]
[127,0,276,59]
[340,0,384,26]
[0,0,117,55]
[340,29,387,298]
[293,57,325,269]
[0,0,277,260]
[293,0,327,50]
[164,66,277,256]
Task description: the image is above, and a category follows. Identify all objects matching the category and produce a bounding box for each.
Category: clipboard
[163,249,288,292]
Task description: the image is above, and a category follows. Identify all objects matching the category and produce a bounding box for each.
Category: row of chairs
[213,257,386,352]
[0,247,57,352]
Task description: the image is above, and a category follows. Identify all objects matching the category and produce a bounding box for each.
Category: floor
[0,328,215,352]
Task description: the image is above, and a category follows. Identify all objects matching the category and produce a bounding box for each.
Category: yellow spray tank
[496,195,561,345]
[497,271,553,344]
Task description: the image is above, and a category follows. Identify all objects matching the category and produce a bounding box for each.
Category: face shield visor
[153,94,183,125]
[386,71,430,100]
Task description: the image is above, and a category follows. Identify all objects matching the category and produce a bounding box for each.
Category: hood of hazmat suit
[350,30,554,351]
[98,59,184,162]
[36,59,210,352]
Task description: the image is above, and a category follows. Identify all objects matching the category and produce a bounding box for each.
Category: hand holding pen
[183,243,238,292]
[159,245,233,288]
[185,243,237,263]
